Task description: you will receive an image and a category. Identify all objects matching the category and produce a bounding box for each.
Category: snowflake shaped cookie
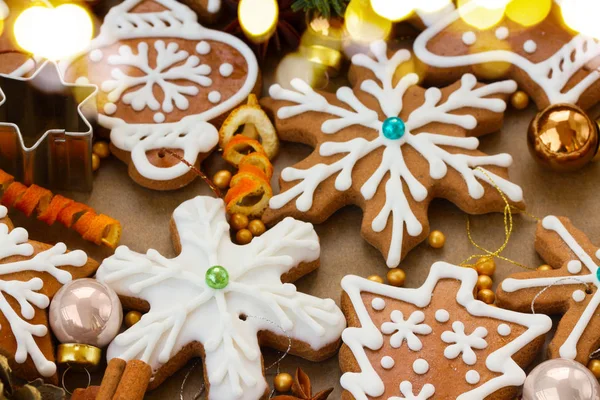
[339,262,552,399]
[262,40,523,267]
[96,196,345,399]
[414,0,600,110]
[0,205,97,382]
[62,0,258,190]
[498,215,600,363]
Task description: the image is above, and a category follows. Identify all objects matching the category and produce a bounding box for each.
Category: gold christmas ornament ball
[475,257,496,276]
[428,230,446,249]
[537,264,553,272]
[213,170,232,190]
[125,311,142,327]
[477,289,496,304]
[92,153,100,172]
[588,359,600,378]
[367,275,384,284]
[510,90,530,110]
[528,103,599,171]
[476,275,493,291]
[236,228,253,245]
[387,268,406,287]
[274,372,293,392]
[248,219,266,236]
[230,213,249,231]
[92,141,111,159]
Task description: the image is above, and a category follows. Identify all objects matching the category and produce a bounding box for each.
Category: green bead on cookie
[206,265,229,289]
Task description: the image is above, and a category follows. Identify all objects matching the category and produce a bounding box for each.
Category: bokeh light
[419,0,453,13]
[458,0,507,30]
[562,0,600,39]
[14,4,93,60]
[506,0,551,27]
[370,0,452,22]
[345,0,392,43]
[238,0,279,44]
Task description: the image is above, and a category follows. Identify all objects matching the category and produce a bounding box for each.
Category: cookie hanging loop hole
[61,365,91,395]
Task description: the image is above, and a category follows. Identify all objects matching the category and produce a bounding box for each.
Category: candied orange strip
[1,182,27,207]
[38,195,74,225]
[225,170,273,217]
[0,170,14,189]
[14,185,53,217]
[239,152,274,180]
[83,214,121,248]
[222,136,266,167]
[57,202,92,228]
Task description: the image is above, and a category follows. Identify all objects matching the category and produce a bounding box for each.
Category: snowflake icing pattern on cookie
[0,206,92,378]
[499,216,600,361]
[61,0,258,185]
[95,196,345,400]
[340,263,552,399]
[264,40,522,267]
[414,0,600,109]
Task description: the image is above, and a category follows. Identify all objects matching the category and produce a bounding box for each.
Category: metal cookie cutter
[0,61,98,191]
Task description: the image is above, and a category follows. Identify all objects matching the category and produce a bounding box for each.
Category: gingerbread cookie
[497,216,600,364]
[0,0,42,77]
[0,205,98,383]
[62,0,259,190]
[413,1,600,110]
[95,196,346,399]
[340,263,552,400]
[261,40,523,268]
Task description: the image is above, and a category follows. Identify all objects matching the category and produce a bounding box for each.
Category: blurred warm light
[470,37,512,79]
[276,52,325,89]
[238,0,278,44]
[14,4,93,60]
[419,0,453,12]
[506,0,550,26]
[370,0,452,22]
[458,0,507,30]
[345,0,391,42]
[562,0,600,39]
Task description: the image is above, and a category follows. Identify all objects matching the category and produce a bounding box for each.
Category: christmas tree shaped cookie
[262,40,523,268]
[340,263,552,399]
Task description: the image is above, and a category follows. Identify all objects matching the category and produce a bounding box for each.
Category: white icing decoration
[462,31,476,46]
[573,289,586,303]
[389,381,435,400]
[568,260,583,274]
[268,40,521,267]
[523,40,537,54]
[206,0,221,13]
[414,0,600,105]
[59,0,258,183]
[340,264,552,399]
[495,27,509,40]
[497,323,511,336]
[208,90,221,104]
[435,309,449,323]
[466,370,480,385]
[413,358,429,375]
[196,41,211,55]
[380,355,394,369]
[89,49,103,62]
[219,63,233,77]
[0,205,87,377]
[381,310,432,351]
[371,298,385,311]
[96,197,345,400]
[502,216,600,360]
[104,102,117,115]
[153,112,165,123]
[441,321,488,365]
[75,76,90,85]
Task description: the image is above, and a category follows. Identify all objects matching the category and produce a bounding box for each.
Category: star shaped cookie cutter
[0,61,97,191]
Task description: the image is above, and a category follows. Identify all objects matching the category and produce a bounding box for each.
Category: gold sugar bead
[387,268,406,287]
[236,228,253,245]
[274,372,293,392]
[367,275,384,284]
[510,90,530,110]
[477,275,493,291]
[537,264,553,272]
[248,219,266,236]
[92,141,111,159]
[588,359,600,378]
[476,257,496,276]
[125,311,142,327]
[230,213,249,231]
[213,170,232,190]
[92,153,100,172]
[428,230,446,249]
[477,289,496,304]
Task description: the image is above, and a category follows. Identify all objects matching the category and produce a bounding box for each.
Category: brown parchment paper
[7,1,600,397]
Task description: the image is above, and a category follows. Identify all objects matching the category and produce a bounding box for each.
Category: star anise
[272,368,333,400]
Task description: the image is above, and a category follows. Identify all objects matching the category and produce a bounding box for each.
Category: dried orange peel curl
[222,135,266,167]
[225,165,273,217]
[219,94,279,160]
[239,152,273,180]
[0,169,122,248]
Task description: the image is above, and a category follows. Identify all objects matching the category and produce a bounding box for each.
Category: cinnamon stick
[96,358,127,400]
[112,360,152,400]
